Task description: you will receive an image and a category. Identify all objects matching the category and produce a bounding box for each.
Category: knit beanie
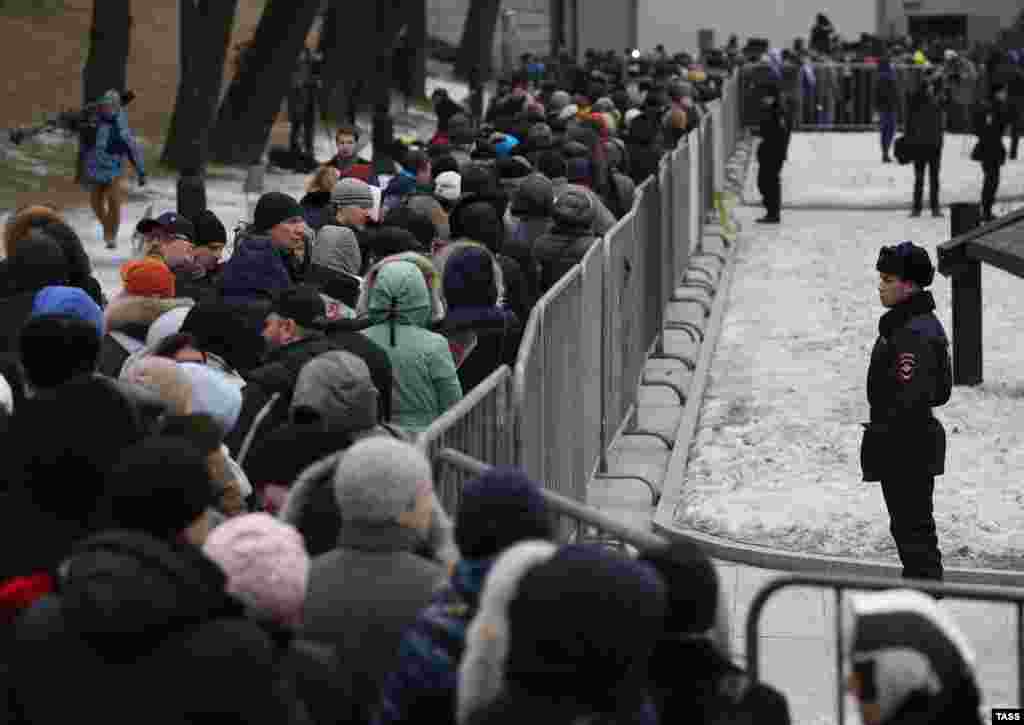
[384,205,437,248]
[253,192,303,234]
[193,209,228,248]
[203,513,311,628]
[178,362,243,435]
[8,232,70,294]
[102,436,214,539]
[549,90,572,112]
[121,257,176,298]
[333,437,434,526]
[638,540,719,634]
[314,225,362,276]
[122,357,193,416]
[330,178,375,210]
[290,351,379,433]
[527,122,554,150]
[503,545,666,706]
[455,466,554,559]
[31,285,104,337]
[19,314,102,389]
[434,171,462,202]
[846,589,980,725]
[876,241,935,288]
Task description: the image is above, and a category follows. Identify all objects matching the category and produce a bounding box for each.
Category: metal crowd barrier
[414,365,514,516]
[418,69,742,506]
[747,573,1024,725]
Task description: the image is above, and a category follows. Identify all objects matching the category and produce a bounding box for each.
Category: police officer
[861,242,952,581]
[755,83,790,224]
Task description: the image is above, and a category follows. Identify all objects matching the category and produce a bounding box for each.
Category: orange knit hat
[121,257,176,298]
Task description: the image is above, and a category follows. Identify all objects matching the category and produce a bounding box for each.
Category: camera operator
[80,90,146,249]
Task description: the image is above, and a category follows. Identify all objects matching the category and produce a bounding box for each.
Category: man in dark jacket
[506,173,555,304]
[861,242,951,581]
[624,92,667,185]
[755,84,791,224]
[875,59,900,163]
[136,210,216,304]
[906,78,946,217]
[225,285,393,455]
[972,83,1012,222]
[532,187,600,295]
[219,192,307,305]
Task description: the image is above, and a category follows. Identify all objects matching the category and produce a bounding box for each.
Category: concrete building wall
[878,0,1018,39]
[637,0,876,55]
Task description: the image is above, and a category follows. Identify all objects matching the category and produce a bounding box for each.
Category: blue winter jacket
[218,233,293,304]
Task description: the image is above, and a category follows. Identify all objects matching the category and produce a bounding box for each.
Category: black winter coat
[532,226,599,295]
[972,99,1012,166]
[906,90,945,151]
[6,531,300,725]
[756,102,791,167]
[861,291,952,481]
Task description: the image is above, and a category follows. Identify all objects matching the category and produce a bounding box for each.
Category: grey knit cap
[330,178,375,210]
[333,437,434,524]
[313,225,362,276]
[291,351,378,433]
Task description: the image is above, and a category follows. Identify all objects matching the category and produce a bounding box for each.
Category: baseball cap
[270,285,326,328]
[136,211,196,242]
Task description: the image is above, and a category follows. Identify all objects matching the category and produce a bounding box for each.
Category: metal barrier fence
[414,365,514,515]
[417,69,742,505]
[740,62,981,129]
[747,573,1024,725]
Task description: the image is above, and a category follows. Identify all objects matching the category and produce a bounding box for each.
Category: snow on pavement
[673,204,1024,570]
[745,132,1024,210]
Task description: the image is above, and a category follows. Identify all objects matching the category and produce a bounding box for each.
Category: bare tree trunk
[209,0,322,165]
[455,0,502,82]
[83,0,132,106]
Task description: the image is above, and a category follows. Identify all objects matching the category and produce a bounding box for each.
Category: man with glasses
[135,211,214,303]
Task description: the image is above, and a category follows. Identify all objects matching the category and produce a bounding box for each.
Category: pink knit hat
[202,513,310,627]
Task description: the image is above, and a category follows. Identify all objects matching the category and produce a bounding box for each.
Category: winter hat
[181,303,267,376]
[7,232,70,294]
[557,104,579,122]
[565,157,592,186]
[449,197,505,253]
[121,257,176,298]
[202,513,311,628]
[178,362,243,435]
[271,284,327,328]
[638,540,719,634]
[314,225,362,276]
[457,540,559,724]
[31,285,104,337]
[333,437,434,527]
[102,436,215,540]
[548,90,572,112]
[330,177,375,210]
[527,122,554,150]
[291,350,379,433]
[592,96,616,112]
[502,545,666,706]
[435,171,462,202]
[252,192,304,234]
[552,187,596,229]
[454,466,554,559]
[442,243,499,309]
[383,205,437,248]
[122,357,193,416]
[371,225,424,257]
[404,194,451,241]
[19,315,102,389]
[876,241,935,288]
[145,306,191,348]
[846,589,980,725]
[193,209,228,248]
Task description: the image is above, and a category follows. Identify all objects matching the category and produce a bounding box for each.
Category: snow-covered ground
[745,132,1024,210]
[678,136,1024,569]
[3,80,458,297]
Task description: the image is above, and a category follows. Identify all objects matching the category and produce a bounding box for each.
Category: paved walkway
[589,201,1021,724]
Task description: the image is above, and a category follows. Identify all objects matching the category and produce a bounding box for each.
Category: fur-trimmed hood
[104,295,194,336]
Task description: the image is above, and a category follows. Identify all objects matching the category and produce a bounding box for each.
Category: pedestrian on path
[905,77,945,217]
[875,58,900,163]
[755,84,790,224]
[860,242,952,581]
[971,82,1012,222]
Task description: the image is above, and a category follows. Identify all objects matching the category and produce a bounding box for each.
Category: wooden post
[949,202,982,386]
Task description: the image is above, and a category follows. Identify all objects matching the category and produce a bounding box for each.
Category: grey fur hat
[333,437,434,526]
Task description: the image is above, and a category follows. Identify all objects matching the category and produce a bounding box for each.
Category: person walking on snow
[860,242,951,582]
[80,90,146,249]
[905,76,946,218]
[971,83,1012,222]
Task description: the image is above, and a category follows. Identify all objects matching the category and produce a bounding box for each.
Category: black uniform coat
[861,291,952,481]
[971,99,1012,166]
[756,102,791,168]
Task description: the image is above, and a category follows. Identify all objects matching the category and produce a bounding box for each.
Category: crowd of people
[0,33,1000,725]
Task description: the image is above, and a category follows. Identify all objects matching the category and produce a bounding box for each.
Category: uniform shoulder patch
[896,352,916,383]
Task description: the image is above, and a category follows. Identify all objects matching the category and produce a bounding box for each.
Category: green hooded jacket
[362,260,462,432]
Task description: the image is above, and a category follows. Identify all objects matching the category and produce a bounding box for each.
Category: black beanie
[876,241,935,288]
[193,209,228,247]
[638,540,719,635]
[455,466,554,559]
[252,192,304,234]
[19,315,101,389]
[102,436,215,540]
[8,231,70,294]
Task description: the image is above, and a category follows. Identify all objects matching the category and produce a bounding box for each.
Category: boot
[909,208,922,218]
[755,215,781,224]
[931,207,943,218]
